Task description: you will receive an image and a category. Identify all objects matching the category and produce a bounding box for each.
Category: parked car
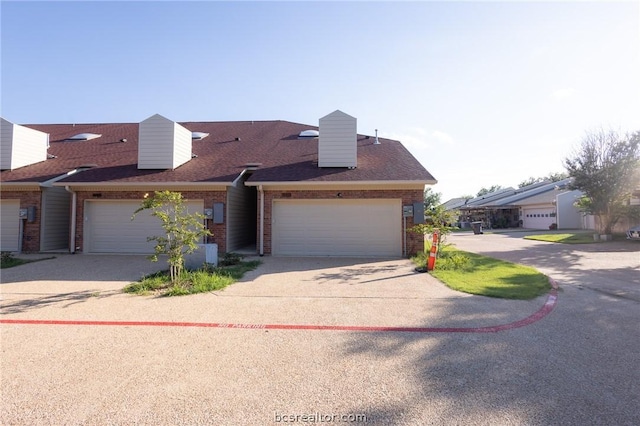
[627,225,640,240]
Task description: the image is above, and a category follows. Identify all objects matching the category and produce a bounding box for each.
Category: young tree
[132,191,211,283]
[564,129,640,234]
[411,205,459,255]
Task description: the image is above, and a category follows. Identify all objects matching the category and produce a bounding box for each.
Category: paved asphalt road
[1,234,639,425]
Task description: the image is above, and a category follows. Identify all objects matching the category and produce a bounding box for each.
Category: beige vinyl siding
[272,199,401,257]
[556,190,582,229]
[172,122,192,169]
[0,199,20,251]
[40,187,71,251]
[0,118,48,170]
[0,118,13,170]
[85,200,204,253]
[138,114,191,169]
[318,110,357,168]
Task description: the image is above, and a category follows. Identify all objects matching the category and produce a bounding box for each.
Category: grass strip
[0,256,56,269]
[413,246,550,300]
[124,260,261,296]
[523,233,596,244]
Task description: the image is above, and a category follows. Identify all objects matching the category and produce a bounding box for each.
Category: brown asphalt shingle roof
[0,120,436,185]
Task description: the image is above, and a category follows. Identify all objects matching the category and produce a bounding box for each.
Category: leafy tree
[424,188,442,211]
[518,177,544,188]
[547,171,569,182]
[518,172,568,188]
[564,129,640,234]
[477,185,503,197]
[132,191,211,283]
[459,194,474,200]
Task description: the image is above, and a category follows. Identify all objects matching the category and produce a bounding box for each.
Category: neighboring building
[447,179,585,230]
[0,111,436,257]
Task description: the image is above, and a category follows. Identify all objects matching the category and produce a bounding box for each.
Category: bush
[411,248,471,271]
[1,251,14,263]
[218,252,244,267]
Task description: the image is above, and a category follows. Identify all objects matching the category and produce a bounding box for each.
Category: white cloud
[431,130,454,145]
[551,88,576,101]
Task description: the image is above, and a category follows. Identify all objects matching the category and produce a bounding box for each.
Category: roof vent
[299,130,319,138]
[374,129,380,145]
[66,133,102,141]
[192,132,209,140]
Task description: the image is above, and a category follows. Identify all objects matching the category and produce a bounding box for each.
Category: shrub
[218,252,244,267]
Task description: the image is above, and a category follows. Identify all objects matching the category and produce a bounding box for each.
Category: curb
[1,278,559,334]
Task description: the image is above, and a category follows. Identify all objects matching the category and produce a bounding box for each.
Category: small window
[66,133,101,141]
[192,132,209,140]
[299,130,319,138]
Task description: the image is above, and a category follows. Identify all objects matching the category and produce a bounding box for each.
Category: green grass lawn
[124,260,261,296]
[523,233,596,244]
[0,253,55,269]
[413,246,550,300]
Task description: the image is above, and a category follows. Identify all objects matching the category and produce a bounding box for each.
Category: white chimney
[138,114,192,169]
[0,118,49,171]
[318,110,357,168]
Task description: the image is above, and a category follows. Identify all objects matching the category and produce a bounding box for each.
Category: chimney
[138,114,192,169]
[318,110,357,168]
[1,117,48,171]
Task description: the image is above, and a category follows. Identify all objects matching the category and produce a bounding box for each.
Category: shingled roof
[0,119,436,185]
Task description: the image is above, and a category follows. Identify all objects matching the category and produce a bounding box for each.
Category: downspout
[18,217,25,253]
[259,185,264,256]
[65,186,77,254]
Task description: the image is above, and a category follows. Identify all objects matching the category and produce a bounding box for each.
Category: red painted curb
[0,279,559,334]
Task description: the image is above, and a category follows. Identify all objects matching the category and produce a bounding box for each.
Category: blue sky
[2,1,639,201]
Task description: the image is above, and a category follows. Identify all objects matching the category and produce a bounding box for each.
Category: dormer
[318,110,357,168]
[0,118,49,171]
[138,114,192,169]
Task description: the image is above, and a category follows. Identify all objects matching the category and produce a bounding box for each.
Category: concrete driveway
[1,241,639,425]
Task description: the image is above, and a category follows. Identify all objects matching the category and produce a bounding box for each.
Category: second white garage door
[272,199,402,257]
[522,208,555,229]
[85,200,204,253]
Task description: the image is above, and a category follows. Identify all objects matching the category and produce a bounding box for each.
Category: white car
[627,225,640,240]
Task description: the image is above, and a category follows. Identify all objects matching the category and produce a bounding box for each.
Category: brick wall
[258,189,425,256]
[74,190,227,253]
[0,190,42,253]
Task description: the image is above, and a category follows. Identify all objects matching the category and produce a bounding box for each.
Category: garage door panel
[86,200,204,253]
[0,200,20,251]
[523,208,554,229]
[273,199,401,257]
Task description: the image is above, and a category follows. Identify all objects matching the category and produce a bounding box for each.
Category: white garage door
[272,199,402,257]
[523,208,555,229]
[0,200,20,251]
[85,200,204,253]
